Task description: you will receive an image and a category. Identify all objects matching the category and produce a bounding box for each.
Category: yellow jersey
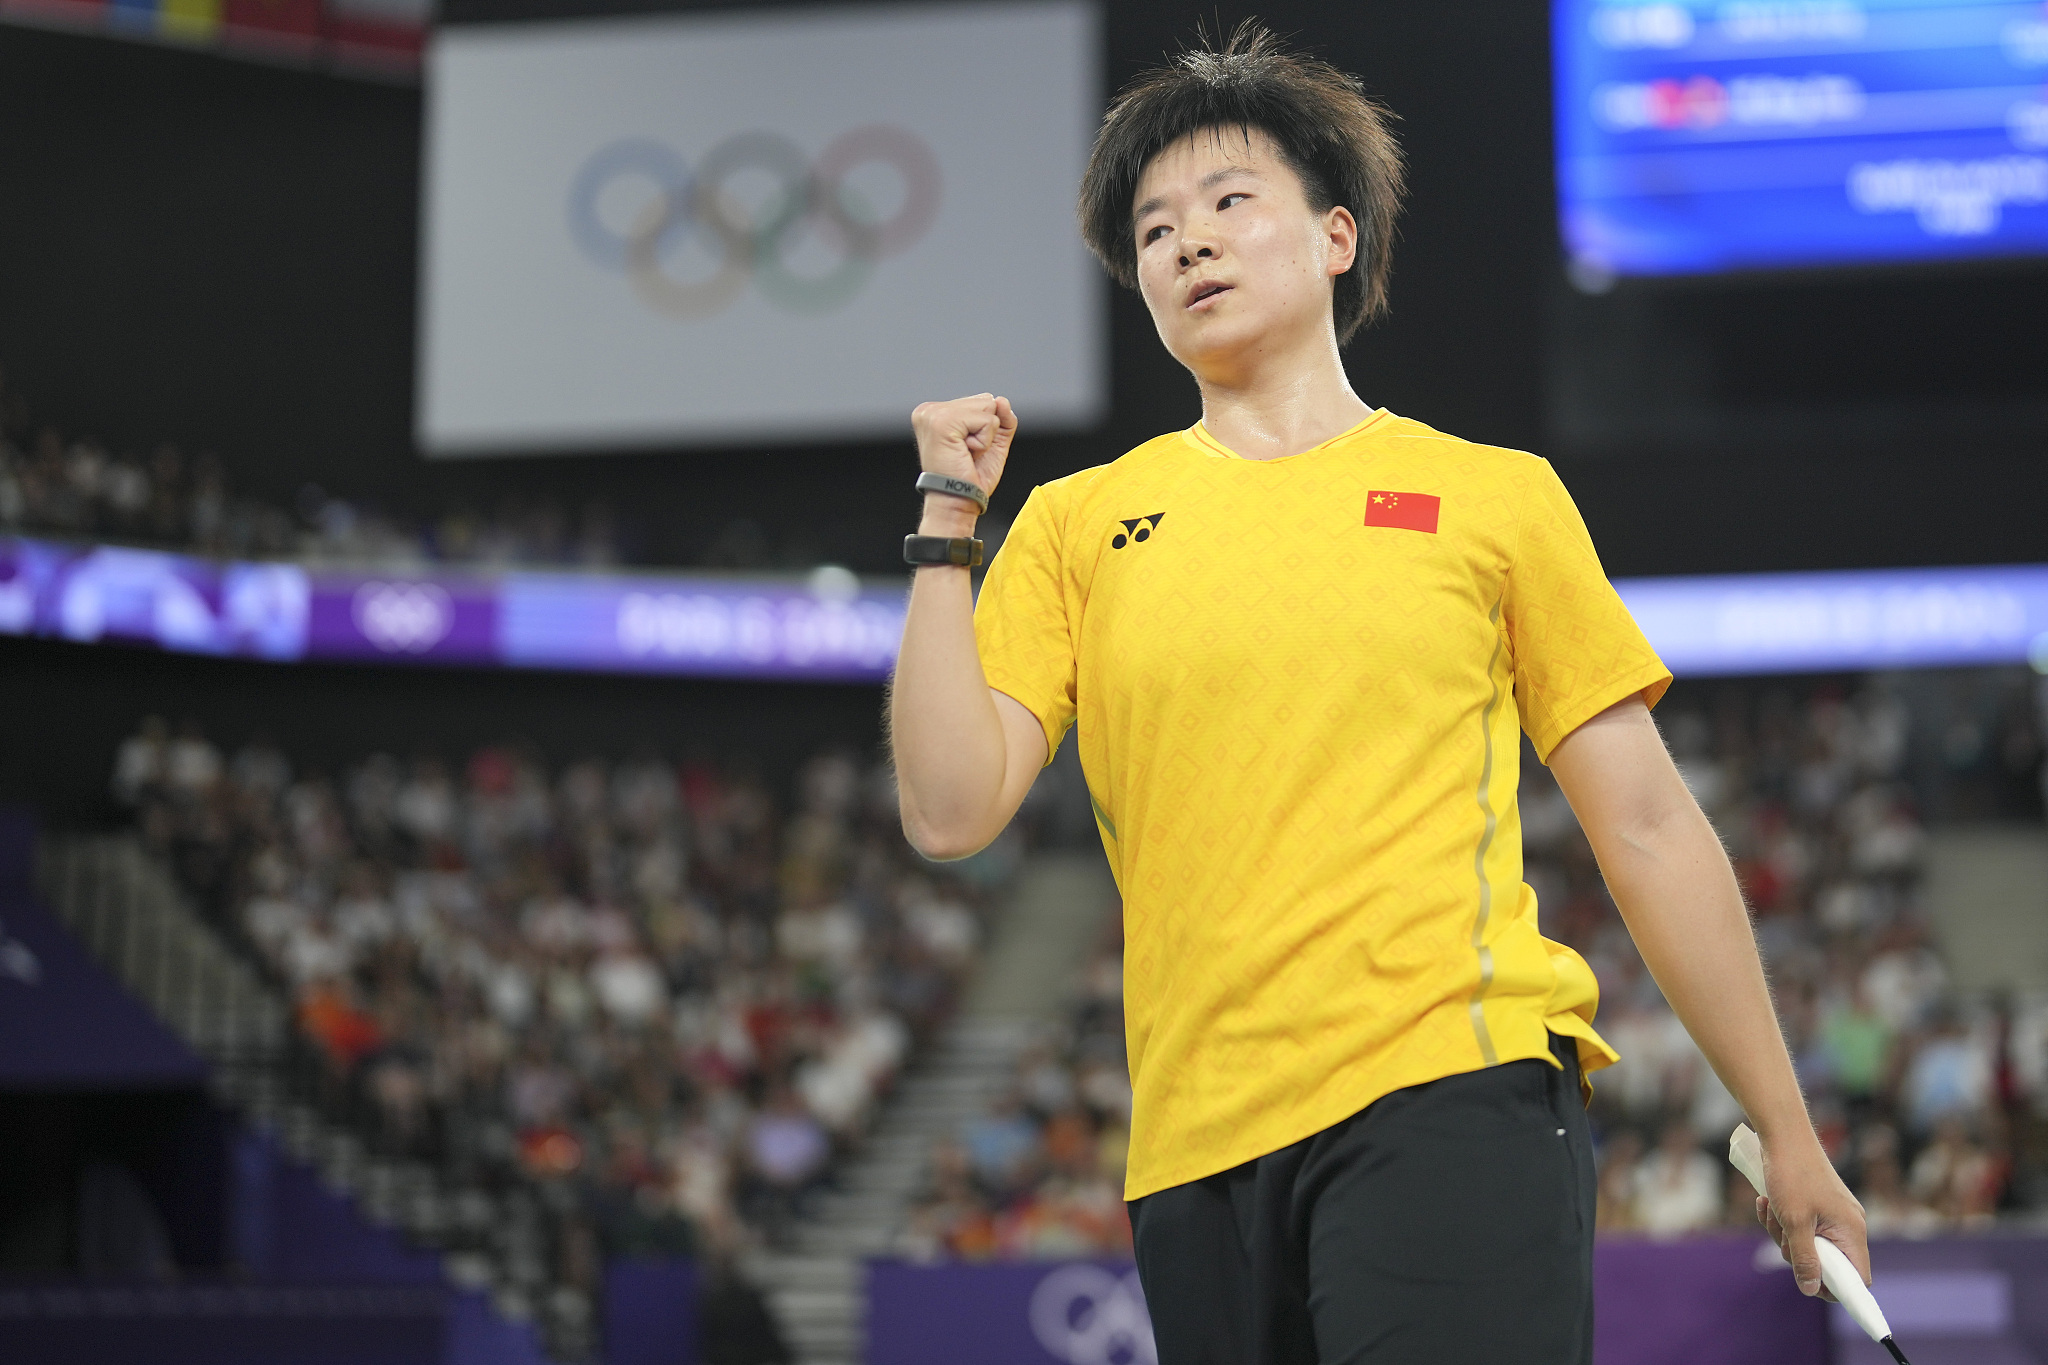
[972,410,1671,1200]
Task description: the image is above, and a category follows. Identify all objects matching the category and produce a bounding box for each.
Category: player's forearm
[889,502,1009,859]
[1590,799,1818,1148]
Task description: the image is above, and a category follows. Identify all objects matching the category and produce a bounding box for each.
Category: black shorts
[1127,1033,1596,1365]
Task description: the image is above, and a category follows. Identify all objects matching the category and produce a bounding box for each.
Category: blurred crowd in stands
[0,425,634,571]
[906,670,2048,1258]
[0,369,982,575]
[111,718,1017,1288]
[0,370,656,570]
[896,936,1133,1262]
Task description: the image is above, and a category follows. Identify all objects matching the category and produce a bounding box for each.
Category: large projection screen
[1555,0,2048,280]
[419,2,1103,456]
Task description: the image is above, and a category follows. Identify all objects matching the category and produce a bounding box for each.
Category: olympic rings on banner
[1028,1265,1156,1365]
[566,126,942,319]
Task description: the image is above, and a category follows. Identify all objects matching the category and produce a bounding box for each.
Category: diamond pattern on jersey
[973,413,1670,1199]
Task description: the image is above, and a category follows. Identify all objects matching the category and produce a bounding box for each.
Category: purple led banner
[3,534,2043,682]
[500,573,905,681]
[1616,564,2048,677]
[307,572,500,664]
[0,538,308,659]
[864,1241,1837,1365]
[0,536,909,680]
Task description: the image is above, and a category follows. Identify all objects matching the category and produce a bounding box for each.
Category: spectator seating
[0,369,799,571]
[110,719,1005,1294]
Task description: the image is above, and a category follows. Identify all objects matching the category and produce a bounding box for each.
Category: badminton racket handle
[1813,1237,1885,1332]
[1728,1124,1891,1343]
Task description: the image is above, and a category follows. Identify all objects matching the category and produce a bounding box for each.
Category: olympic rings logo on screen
[1028,1265,1157,1365]
[566,127,942,319]
[353,581,454,654]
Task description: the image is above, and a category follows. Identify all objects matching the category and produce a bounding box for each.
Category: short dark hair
[1077,22,1405,344]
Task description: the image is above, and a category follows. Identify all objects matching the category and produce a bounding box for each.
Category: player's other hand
[911,394,1017,500]
[1755,1136,1871,1300]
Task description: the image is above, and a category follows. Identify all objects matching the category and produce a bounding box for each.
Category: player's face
[1130,128,1356,380]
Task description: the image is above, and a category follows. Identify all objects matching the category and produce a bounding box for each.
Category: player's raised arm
[888,393,1047,860]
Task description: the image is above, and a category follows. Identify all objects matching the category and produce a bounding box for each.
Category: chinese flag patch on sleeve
[1364,490,1440,534]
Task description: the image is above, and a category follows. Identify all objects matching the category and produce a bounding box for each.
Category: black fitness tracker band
[903,535,984,567]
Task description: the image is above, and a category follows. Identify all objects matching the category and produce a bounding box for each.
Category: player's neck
[1192,334,1371,462]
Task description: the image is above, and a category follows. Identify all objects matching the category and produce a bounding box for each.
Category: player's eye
[1142,223,1171,244]
[1217,192,1249,211]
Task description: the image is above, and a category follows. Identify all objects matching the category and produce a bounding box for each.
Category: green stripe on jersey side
[1089,791,1118,842]
[1467,596,1507,1067]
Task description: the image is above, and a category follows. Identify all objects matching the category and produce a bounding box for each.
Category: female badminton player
[888,23,1870,1363]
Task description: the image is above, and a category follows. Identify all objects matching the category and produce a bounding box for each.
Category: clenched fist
[911,394,1018,506]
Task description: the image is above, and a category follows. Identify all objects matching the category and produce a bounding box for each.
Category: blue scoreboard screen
[1555,1,2048,278]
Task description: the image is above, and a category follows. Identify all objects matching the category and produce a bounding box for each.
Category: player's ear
[1324,205,1359,279]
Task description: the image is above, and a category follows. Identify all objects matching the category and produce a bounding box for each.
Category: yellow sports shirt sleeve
[973,482,1079,765]
[1505,459,1673,761]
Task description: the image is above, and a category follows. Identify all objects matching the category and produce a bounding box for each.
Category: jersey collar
[1186,409,1389,462]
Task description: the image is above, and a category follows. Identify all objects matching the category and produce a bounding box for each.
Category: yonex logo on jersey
[1363,490,1440,534]
[1111,514,1165,549]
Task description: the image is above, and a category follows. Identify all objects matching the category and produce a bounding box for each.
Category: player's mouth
[1186,280,1233,310]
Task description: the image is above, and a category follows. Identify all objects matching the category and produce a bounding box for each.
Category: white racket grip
[1728,1124,1891,1344]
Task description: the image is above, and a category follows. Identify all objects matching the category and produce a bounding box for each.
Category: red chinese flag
[1363,490,1440,534]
